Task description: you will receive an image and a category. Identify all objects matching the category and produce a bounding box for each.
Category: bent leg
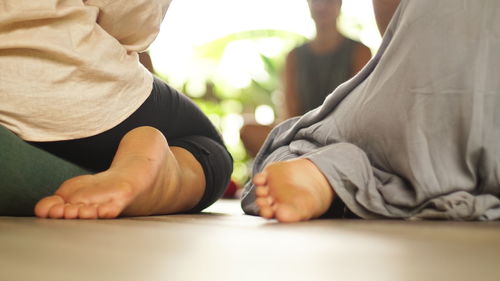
[31,78,233,218]
[169,135,233,212]
[35,126,211,219]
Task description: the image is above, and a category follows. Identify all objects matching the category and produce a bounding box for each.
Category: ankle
[299,158,335,216]
[169,147,206,212]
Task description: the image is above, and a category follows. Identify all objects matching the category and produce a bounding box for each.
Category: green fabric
[0,126,90,216]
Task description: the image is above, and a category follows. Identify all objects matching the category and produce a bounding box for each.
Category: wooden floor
[1,199,499,281]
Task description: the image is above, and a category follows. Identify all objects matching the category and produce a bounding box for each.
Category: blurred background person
[241,0,372,157]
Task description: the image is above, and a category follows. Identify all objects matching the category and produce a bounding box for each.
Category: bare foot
[254,158,335,223]
[34,127,205,219]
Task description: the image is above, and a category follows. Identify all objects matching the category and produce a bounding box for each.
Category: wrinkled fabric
[242,0,500,221]
[0,0,170,141]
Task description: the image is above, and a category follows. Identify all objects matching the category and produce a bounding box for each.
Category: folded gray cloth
[242,0,500,221]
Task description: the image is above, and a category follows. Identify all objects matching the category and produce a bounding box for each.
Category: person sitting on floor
[241,0,500,222]
[240,0,371,157]
[0,0,232,219]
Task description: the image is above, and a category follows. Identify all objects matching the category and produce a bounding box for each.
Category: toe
[97,203,122,219]
[35,196,65,218]
[255,185,269,197]
[256,197,271,209]
[259,206,275,219]
[256,197,276,219]
[63,204,80,219]
[48,203,66,219]
[78,204,98,219]
[252,173,267,186]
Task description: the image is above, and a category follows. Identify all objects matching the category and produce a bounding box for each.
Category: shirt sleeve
[84,0,171,52]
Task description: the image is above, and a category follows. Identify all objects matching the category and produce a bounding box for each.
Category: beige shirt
[0,0,171,141]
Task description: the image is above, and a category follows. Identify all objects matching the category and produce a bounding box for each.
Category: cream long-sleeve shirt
[0,0,171,141]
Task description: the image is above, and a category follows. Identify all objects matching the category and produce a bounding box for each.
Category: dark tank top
[295,38,356,114]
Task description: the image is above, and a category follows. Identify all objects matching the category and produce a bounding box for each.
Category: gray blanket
[241,0,500,220]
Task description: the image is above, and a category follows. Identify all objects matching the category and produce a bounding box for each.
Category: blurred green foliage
[160,30,307,186]
[155,13,378,187]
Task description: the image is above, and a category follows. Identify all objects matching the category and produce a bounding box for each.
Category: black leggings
[29,77,233,212]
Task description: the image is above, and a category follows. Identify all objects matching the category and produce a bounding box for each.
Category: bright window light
[255,105,275,125]
[222,113,244,146]
[150,0,378,85]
